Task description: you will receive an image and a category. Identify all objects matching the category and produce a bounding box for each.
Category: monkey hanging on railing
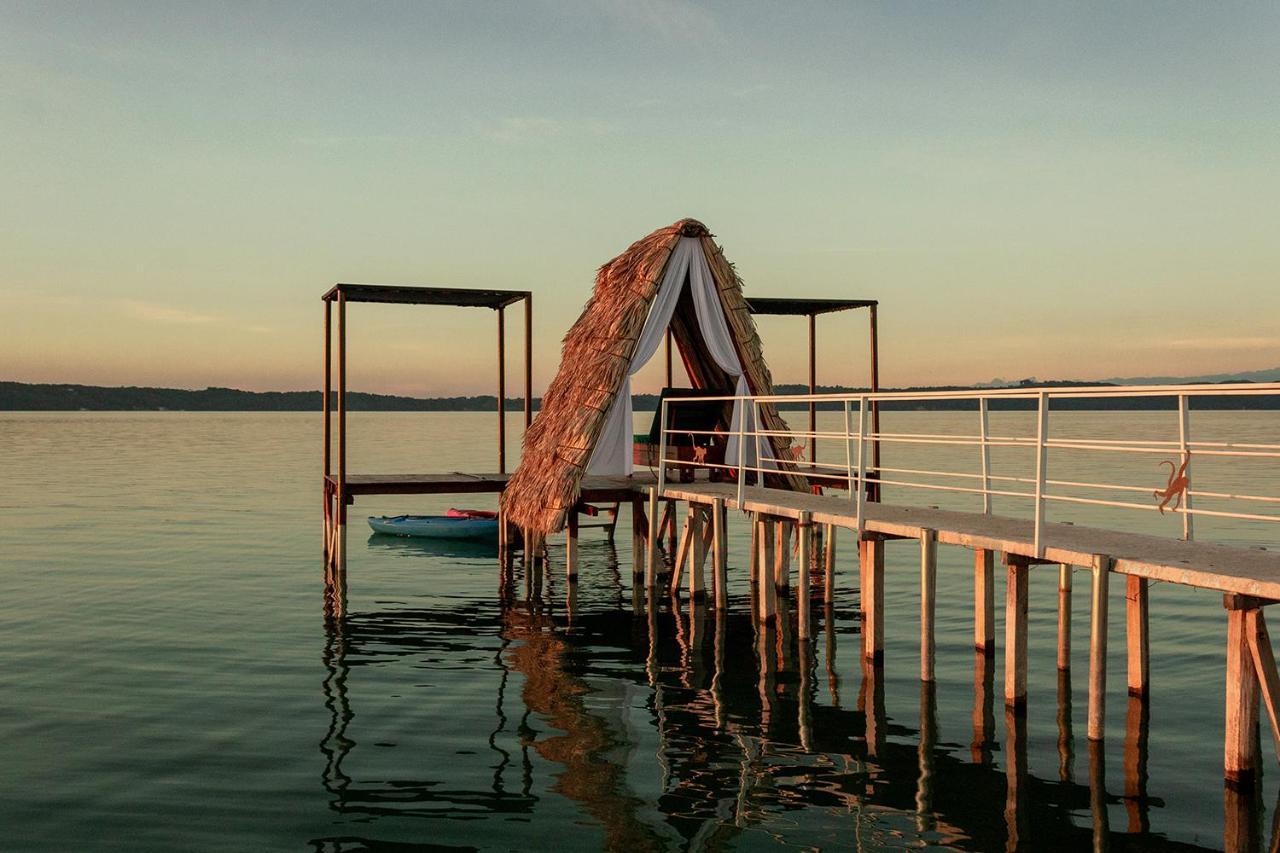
[1154,452,1191,515]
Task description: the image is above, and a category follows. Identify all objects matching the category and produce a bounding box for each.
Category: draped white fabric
[586,237,774,476]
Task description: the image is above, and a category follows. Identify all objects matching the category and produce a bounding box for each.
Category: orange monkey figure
[1154,452,1191,515]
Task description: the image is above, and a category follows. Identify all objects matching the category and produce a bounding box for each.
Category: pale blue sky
[2,1,1277,395]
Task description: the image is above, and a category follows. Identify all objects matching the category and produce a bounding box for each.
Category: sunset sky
[3,2,1277,397]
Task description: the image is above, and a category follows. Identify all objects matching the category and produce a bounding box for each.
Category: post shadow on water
[317,541,1279,852]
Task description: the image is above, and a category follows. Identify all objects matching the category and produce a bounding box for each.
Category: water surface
[2,411,1277,850]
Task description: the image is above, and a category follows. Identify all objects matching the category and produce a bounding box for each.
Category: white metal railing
[654,383,1280,558]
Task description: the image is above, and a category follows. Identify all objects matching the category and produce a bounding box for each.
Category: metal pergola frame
[321,284,534,523]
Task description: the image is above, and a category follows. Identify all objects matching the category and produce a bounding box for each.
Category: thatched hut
[501,218,805,535]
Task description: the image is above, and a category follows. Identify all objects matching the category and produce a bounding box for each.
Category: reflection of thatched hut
[502,218,804,535]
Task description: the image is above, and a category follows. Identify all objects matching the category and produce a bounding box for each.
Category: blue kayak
[367,513,500,541]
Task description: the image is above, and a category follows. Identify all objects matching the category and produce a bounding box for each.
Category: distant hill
[1104,366,1280,385]
[4,377,1278,412]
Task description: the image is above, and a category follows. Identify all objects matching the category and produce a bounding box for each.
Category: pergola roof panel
[323,283,530,308]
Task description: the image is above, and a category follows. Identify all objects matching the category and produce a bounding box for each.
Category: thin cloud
[1167,336,1280,351]
[121,300,217,325]
[484,116,616,144]
[588,0,723,45]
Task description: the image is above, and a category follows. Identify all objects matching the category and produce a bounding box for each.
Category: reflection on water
[317,543,1276,852]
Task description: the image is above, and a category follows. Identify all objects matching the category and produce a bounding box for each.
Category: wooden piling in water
[1058,564,1073,671]
[1126,575,1150,696]
[860,536,885,662]
[711,498,727,610]
[1224,596,1261,786]
[975,549,995,655]
[1004,555,1029,708]
[920,529,937,682]
[774,520,792,596]
[566,510,578,580]
[631,496,647,582]
[1089,555,1112,741]
[757,516,777,625]
[688,506,706,602]
[645,487,659,588]
[822,524,836,605]
[797,512,812,639]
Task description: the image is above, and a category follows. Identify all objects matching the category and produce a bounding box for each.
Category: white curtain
[586,237,775,476]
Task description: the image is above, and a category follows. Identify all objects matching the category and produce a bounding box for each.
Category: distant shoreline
[4,380,1278,412]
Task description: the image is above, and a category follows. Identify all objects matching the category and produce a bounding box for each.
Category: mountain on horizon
[1102,366,1280,386]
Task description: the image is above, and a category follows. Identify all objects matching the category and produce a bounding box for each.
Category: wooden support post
[631,496,647,582]
[807,312,817,463]
[712,498,727,611]
[336,292,347,550]
[975,549,995,655]
[323,299,331,478]
[748,513,760,582]
[523,296,532,429]
[758,518,777,625]
[1088,555,1112,741]
[921,529,938,683]
[1058,564,1073,671]
[860,536,885,662]
[1005,555,1029,709]
[774,521,792,595]
[1126,575,1150,696]
[688,507,706,602]
[1245,609,1280,764]
[1225,598,1261,786]
[672,509,693,592]
[822,524,836,605]
[566,510,578,580]
[797,513,812,639]
[645,487,659,588]
[497,305,506,473]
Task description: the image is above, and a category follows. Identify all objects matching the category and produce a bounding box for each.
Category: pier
[322,220,1280,846]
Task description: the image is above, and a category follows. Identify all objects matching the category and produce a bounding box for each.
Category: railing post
[843,399,854,502]
[1034,391,1049,559]
[736,393,747,506]
[979,397,992,515]
[1178,394,1193,541]
[855,396,868,535]
[657,397,669,497]
[754,399,765,480]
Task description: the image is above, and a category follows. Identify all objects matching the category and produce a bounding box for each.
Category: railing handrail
[653,382,1279,558]
[663,381,1280,405]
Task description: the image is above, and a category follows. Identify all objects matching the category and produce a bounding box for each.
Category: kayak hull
[368,514,500,541]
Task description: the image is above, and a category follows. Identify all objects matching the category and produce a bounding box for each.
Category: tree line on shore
[3,379,1277,411]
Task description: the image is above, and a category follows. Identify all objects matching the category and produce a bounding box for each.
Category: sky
[2,1,1278,397]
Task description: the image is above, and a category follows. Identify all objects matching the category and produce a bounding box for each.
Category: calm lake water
[2,410,1278,851]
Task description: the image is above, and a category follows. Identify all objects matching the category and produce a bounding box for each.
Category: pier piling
[975,549,995,655]
[920,529,937,682]
[1126,575,1150,696]
[860,536,885,662]
[1089,555,1112,741]
[1004,555,1029,708]
[1058,564,1073,671]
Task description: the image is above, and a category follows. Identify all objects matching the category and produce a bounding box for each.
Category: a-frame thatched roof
[501,218,803,535]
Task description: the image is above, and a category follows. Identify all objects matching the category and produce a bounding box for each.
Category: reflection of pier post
[917,681,937,832]
[860,658,886,758]
[1089,739,1109,853]
[825,603,841,707]
[1123,695,1150,834]
[972,651,995,765]
[1004,707,1028,853]
[798,636,814,752]
[1058,669,1075,783]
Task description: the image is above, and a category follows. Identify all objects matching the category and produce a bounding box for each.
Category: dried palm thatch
[501,218,805,535]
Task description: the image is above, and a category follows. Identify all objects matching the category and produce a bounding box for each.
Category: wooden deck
[662,481,1280,600]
